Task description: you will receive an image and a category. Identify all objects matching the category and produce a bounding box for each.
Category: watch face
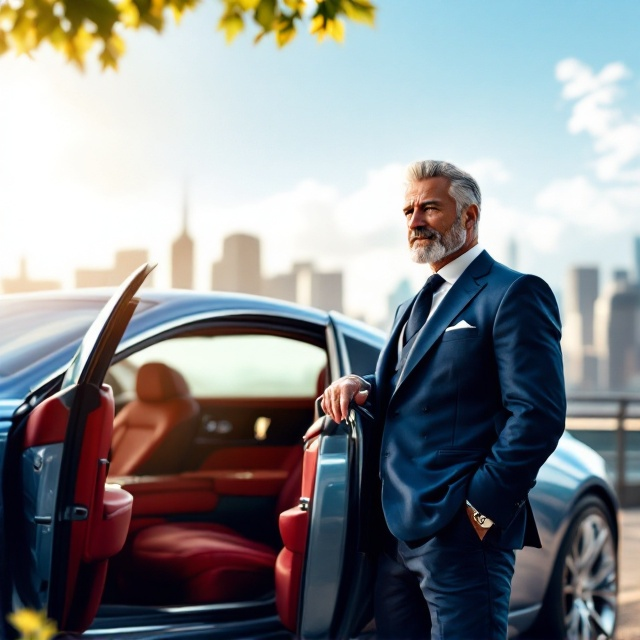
[473,512,493,528]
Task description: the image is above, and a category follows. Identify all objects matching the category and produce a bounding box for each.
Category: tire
[532,495,618,640]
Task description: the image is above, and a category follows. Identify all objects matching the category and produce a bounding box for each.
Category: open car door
[5,263,154,634]
[276,397,378,639]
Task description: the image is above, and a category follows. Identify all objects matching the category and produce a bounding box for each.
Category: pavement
[617,508,640,639]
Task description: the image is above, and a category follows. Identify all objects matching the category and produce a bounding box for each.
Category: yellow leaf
[117,0,141,27]
[325,16,344,42]
[0,32,8,56]
[61,25,95,69]
[10,16,39,54]
[237,0,261,9]
[150,0,164,19]
[275,22,295,47]
[48,24,68,49]
[7,609,58,638]
[309,13,324,35]
[73,25,95,55]
[283,0,305,12]
[218,10,244,43]
[0,4,17,29]
[343,0,375,26]
[169,0,200,25]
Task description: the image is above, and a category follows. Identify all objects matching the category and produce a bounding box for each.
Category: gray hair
[406,160,481,219]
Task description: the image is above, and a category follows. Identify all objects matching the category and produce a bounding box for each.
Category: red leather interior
[23,394,70,448]
[60,386,132,631]
[111,449,305,606]
[118,522,277,604]
[199,444,302,472]
[275,425,321,631]
[112,474,218,516]
[84,484,133,562]
[109,362,199,476]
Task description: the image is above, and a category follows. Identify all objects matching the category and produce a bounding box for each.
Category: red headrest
[136,363,190,403]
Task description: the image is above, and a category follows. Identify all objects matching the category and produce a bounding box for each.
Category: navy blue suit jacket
[364,250,566,549]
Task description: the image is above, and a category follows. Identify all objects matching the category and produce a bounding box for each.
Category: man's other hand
[321,375,370,423]
[465,504,490,541]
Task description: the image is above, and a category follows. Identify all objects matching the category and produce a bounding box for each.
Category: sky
[1,0,640,326]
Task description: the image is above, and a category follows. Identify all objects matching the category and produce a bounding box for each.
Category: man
[321,160,566,639]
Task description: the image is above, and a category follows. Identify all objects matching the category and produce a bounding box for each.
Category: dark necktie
[404,273,445,344]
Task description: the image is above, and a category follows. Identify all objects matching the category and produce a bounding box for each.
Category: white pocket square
[445,320,476,331]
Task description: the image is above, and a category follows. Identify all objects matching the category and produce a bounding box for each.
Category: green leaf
[65,0,120,37]
[254,0,276,31]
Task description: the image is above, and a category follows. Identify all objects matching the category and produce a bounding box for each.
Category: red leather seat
[116,452,304,605]
[113,366,326,606]
[109,362,200,476]
[122,522,277,604]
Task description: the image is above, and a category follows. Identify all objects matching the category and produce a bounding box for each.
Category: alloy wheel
[562,510,617,640]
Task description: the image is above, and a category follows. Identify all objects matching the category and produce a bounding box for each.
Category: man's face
[403,177,467,266]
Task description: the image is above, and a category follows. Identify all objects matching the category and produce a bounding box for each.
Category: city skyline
[8,208,640,391]
[1,2,639,325]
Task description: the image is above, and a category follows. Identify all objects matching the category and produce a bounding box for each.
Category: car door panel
[7,263,153,633]
[275,408,375,639]
[275,423,320,631]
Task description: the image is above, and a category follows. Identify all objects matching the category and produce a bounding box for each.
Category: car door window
[118,334,326,398]
[108,332,328,476]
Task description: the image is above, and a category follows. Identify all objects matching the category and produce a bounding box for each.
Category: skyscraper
[211,233,262,295]
[171,190,194,289]
[564,266,599,390]
[594,270,640,391]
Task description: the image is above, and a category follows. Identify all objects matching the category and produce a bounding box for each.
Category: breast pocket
[441,327,478,342]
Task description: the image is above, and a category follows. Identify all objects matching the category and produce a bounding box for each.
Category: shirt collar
[432,244,484,285]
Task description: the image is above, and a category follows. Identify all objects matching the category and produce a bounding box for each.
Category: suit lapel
[394,250,494,392]
[375,299,412,398]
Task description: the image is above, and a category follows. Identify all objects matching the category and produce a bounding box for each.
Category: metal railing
[567,393,640,507]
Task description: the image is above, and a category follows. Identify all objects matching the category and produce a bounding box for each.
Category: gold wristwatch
[466,500,494,529]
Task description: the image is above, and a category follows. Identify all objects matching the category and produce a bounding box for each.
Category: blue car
[0,265,618,639]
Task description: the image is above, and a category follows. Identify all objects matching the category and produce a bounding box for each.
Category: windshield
[0,298,107,378]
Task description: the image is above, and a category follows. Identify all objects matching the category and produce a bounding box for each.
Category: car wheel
[534,495,617,640]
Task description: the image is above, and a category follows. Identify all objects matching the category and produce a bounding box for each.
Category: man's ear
[464,204,479,230]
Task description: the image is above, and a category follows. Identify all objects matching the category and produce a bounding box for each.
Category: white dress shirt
[399,244,484,350]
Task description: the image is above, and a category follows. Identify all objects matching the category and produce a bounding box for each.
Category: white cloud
[194,167,413,325]
[535,176,623,229]
[466,158,511,185]
[532,59,640,262]
[555,57,640,182]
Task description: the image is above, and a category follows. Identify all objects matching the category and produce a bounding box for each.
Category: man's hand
[321,375,370,423]
[465,504,490,541]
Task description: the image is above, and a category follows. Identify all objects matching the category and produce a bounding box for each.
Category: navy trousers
[374,506,516,640]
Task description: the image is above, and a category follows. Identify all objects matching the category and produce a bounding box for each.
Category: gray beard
[410,219,467,264]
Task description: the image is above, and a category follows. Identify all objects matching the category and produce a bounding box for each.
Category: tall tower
[564,266,599,390]
[171,189,195,289]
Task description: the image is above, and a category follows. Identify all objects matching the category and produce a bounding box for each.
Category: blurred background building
[564,239,640,393]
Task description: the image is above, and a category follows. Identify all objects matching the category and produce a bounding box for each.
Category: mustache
[410,227,441,241]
